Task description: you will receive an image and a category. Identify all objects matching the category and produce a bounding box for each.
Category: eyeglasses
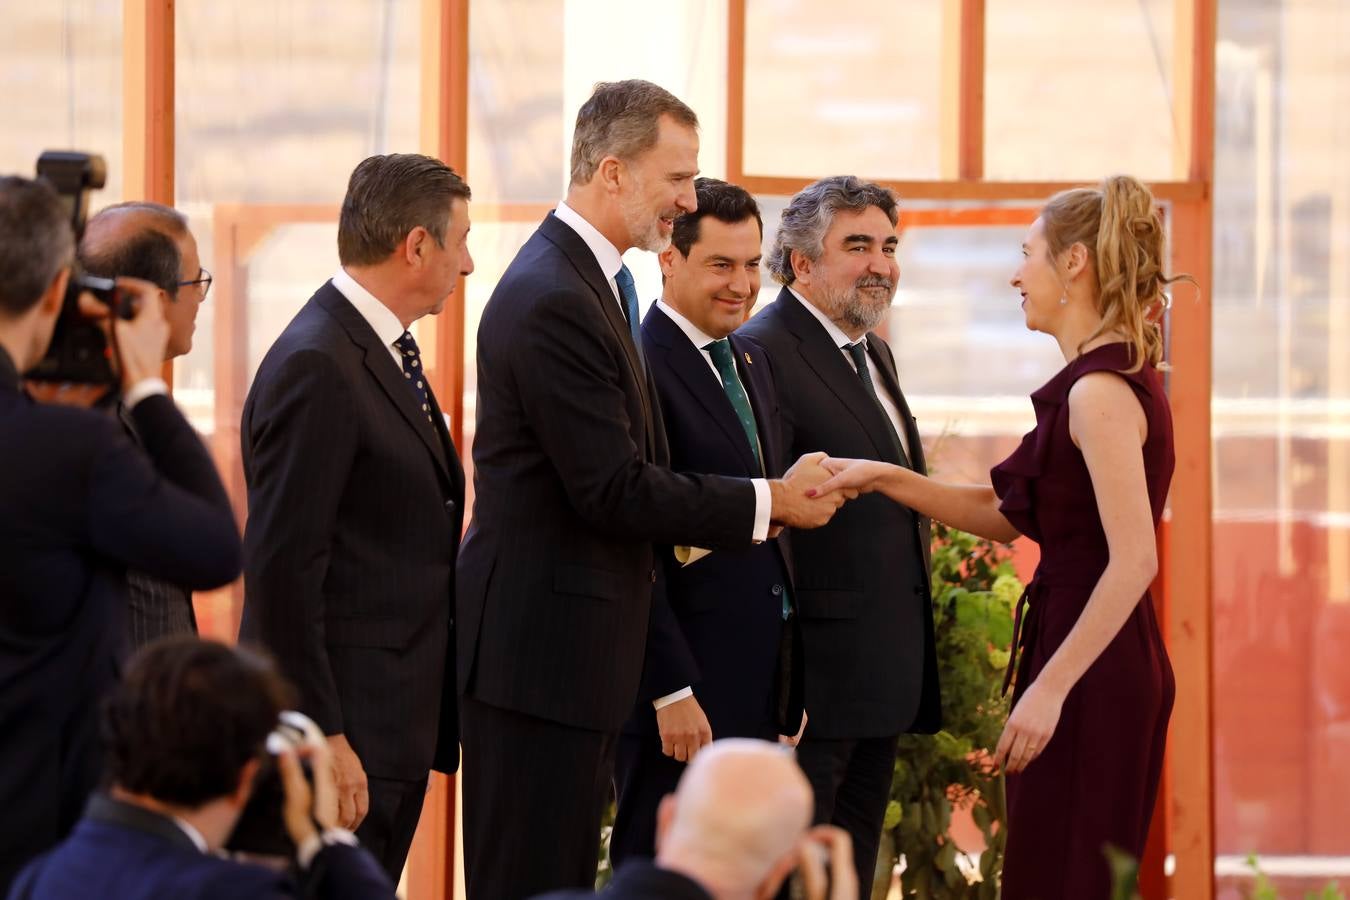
[178,268,213,301]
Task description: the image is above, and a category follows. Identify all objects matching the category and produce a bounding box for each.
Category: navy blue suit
[610,305,802,866]
[8,795,394,900]
[0,350,241,891]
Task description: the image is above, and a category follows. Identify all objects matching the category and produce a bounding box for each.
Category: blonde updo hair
[1041,175,1190,372]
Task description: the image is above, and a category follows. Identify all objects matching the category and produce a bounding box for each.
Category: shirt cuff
[652,686,694,711]
[296,827,359,870]
[750,478,771,543]
[123,377,169,410]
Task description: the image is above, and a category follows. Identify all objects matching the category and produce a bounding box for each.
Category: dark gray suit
[737,287,940,896]
[240,280,464,878]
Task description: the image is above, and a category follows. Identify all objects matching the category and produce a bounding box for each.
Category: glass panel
[985,0,1175,180]
[743,0,944,180]
[0,2,123,200]
[463,0,730,479]
[1213,0,1350,893]
[174,0,422,637]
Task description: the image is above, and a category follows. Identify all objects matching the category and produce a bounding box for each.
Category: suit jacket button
[651,568,657,583]
[771,584,784,595]
[444,499,456,512]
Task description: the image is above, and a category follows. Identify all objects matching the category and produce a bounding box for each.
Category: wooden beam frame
[940,0,985,180]
[122,0,174,205]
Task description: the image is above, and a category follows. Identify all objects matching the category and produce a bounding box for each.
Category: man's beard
[619,180,674,253]
[819,274,896,333]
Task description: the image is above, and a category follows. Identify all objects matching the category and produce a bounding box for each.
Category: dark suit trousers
[460,696,617,900]
[611,733,683,867]
[356,775,428,882]
[794,734,900,900]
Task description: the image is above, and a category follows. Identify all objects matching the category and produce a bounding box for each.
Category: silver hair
[569,80,698,185]
[766,176,899,285]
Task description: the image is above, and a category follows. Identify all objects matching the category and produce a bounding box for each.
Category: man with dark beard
[737,176,941,897]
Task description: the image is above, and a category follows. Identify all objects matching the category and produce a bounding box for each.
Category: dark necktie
[394,330,435,426]
[703,339,763,473]
[845,340,910,468]
[706,338,789,620]
[614,264,643,348]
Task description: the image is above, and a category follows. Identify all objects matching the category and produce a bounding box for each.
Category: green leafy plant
[873,523,1021,899]
[1245,854,1345,900]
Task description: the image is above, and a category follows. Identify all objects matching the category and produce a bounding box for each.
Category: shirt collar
[331,268,408,349]
[555,200,624,281]
[655,299,723,352]
[0,345,19,392]
[171,816,209,854]
[788,286,860,350]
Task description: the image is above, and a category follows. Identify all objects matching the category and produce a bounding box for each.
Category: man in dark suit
[457,81,843,899]
[80,201,213,647]
[611,178,805,866]
[534,740,854,900]
[0,175,241,891]
[240,154,471,879]
[738,176,942,896]
[9,639,395,900]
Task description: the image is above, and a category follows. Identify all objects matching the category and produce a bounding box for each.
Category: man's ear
[658,245,679,279]
[790,248,813,287]
[39,266,71,316]
[597,156,623,196]
[754,849,801,900]
[653,793,677,853]
[403,227,430,267]
[230,757,263,809]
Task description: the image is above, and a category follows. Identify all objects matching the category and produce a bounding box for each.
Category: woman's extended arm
[813,458,1020,543]
[994,372,1158,773]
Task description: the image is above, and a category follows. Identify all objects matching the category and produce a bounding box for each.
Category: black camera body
[225,711,322,858]
[25,151,133,386]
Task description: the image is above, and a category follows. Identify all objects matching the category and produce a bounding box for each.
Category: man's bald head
[655,740,813,899]
[80,202,205,360]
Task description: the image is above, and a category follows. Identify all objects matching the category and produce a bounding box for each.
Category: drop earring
[1059,294,1069,306]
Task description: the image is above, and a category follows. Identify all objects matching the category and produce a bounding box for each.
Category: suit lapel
[867,334,926,476]
[316,284,454,488]
[776,289,904,465]
[539,213,656,458]
[645,306,759,475]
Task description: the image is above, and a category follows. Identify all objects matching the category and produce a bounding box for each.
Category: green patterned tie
[704,339,763,473]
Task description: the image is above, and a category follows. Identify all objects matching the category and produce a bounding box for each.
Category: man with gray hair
[240,153,472,880]
[458,80,843,898]
[738,176,941,896]
[80,201,214,647]
[534,739,856,900]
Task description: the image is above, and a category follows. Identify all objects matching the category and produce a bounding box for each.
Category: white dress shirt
[789,287,913,463]
[332,268,406,371]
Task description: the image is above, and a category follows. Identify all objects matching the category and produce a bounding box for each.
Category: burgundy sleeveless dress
[990,342,1176,899]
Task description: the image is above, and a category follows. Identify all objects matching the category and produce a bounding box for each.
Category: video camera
[25,150,136,387]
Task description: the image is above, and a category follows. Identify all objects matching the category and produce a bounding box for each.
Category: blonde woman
[811,176,1184,898]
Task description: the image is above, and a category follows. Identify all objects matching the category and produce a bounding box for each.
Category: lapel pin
[743,351,753,365]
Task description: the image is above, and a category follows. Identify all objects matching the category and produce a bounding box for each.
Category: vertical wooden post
[123,0,176,388]
[940,0,985,180]
[1159,0,1217,897]
[410,2,470,897]
[725,0,747,185]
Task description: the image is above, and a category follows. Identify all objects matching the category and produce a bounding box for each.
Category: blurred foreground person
[536,739,854,900]
[8,639,395,900]
[814,175,1183,898]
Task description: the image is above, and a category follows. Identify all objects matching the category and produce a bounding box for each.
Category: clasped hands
[769,454,889,531]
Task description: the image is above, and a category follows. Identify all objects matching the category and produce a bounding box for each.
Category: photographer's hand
[796,825,857,900]
[277,746,321,850]
[107,276,169,392]
[328,734,370,830]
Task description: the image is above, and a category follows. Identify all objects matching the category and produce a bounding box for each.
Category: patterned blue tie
[394,330,435,426]
[613,264,643,348]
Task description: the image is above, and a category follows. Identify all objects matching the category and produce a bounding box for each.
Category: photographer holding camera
[7,638,395,900]
[0,174,242,890]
